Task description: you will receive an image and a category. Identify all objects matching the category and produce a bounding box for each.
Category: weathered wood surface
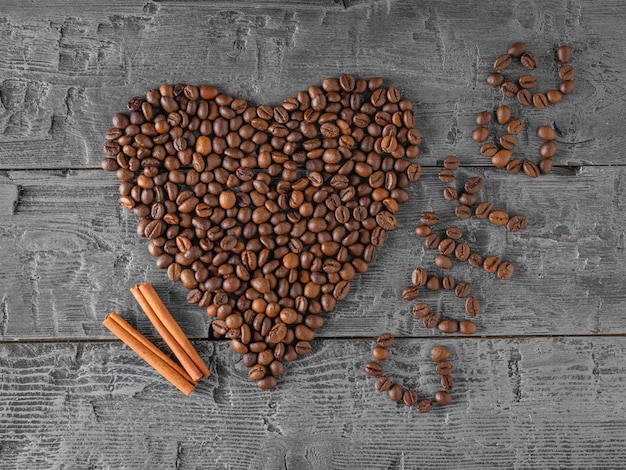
[1,0,626,468]
[0,166,624,340]
[1,338,625,469]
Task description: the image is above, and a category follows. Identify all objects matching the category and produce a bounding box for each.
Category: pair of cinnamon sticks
[103,282,210,395]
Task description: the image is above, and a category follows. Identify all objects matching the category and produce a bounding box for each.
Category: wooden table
[1,1,625,468]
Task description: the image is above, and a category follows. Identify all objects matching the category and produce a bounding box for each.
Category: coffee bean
[523,160,540,178]
[559,80,576,95]
[459,319,477,335]
[483,255,501,273]
[559,65,575,81]
[465,296,480,316]
[436,361,454,375]
[423,312,438,329]
[430,345,451,363]
[467,252,483,268]
[438,168,455,183]
[372,345,389,361]
[499,134,517,150]
[454,281,471,298]
[540,141,557,158]
[388,383,403,403]
[539,159,554,175]
[518,74,537,89]
[455,204,472,220]
[464,176,484,194]
[517,89,533,106]
[442,275,456,291]
[500,81,519,97]
[435,254,452,270]
[416,399,432,413]
[441,375,455,390]
[443,155,462,170]
[497,261,515,280]
[458,192,477,207]
[365,361,383,377]
[492,149,512,169]
[376,333,395,348]
[375,375,392,392]
[425,233,441,250]
[507,119,523,135]
[443,186,458,201]
[480,142,498,157]
[507,214,528,232]
[402,285,420,301]
[520,51,539,70]
[415,225,432,237]
[506,159,522,174]
[412,303,430,318]
[493,53,512,70]
[426,275,440,291]
[403,389,418,407]
[438,238,456,256]
[488,210,509,226]
[454,242,470,261]
[508,42,527,57]
[475,111,492,126]
[486,72,504,87]
[496,105,511,125]
[532,93,548,109]
[537,125,557,141]
[420,211,440,226]
[472,127,490,143]
[446,226,463,240]
[546,89,563,104]
[557,45,572,63]
[411,267,428,286]
[438,319,459,334]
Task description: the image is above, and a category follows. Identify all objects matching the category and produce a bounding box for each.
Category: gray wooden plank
[0,166,624,340]
[0,337,624,469]
[0,0,623,168]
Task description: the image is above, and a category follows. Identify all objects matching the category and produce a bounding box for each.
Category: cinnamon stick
[103,312,196,396]
[134,282,211,379]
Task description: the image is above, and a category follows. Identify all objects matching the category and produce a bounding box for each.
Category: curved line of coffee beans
[401,268,479,335]
[472,104,558,178]
[365,335,454,412]
[487,42,575,107]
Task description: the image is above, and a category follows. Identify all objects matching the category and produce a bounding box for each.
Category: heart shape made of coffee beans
[101,75,423,390]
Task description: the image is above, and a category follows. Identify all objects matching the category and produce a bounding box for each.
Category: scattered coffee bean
[412,303,431,318]
[434,390,452,406]
[438,319,459,334]
[559,65,575,81]
[475,201,493,219]
[523,160,540,178]
[546,89,563,104]
[500,134,517,150]
[496,105,511,124]
[493,53,513,70]
[430,345,451,363]
[442,275,456,291]
[517,89,532,106]
[443,186,458,201]
[497,261,515,280]
[435,254,453,269]
[467,252,483,268]
[402,285,420,301]
[365,361,383,377]
[375,375,392,392]
[486,72,504,87]
[455,204,472,220]
[443,155,462,170]
[507,214,528,232]
[537,125,557,141]
[403,389,418,407]
[508,42,527,57]
[501,81,519,97]
[388,383,403,403]
[557,45,572,63]
[446,226,463,240]
[425,275,441,292]
[488,210,509,226]
[441,375,455,390]
[540,141,558,158]
[421,211,440,226]
[475,111,492,126]
[472,127,490,143]
[483,255,501,273]
[520,51,539,70]
[411,267,428,286]
[372,345,389,361]
[415,225,432,237]
[507,119,523,135]
[435,361,454,375]
[518,74,537,89]
[532,92,548,109]
[417,399,433,413]
[438,168,456,183]
[559,80,576,95]
[465,296,480,316]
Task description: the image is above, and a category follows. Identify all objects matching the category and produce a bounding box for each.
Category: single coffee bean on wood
[464,176,485,193]
[508,42,527,57]
[557,45,572,63]
[430,345,451,363]
[465,296,480,316]
[520,51,539,70]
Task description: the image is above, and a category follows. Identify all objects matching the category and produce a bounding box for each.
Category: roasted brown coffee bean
[464,176,484,194]
[436,361,454,375]
[517,88,533,106]
[375,375,392,392]
[492,149,512,169]
[257,376,277,390]
[486,71,505,88]
[441,375,455,390]
[403,389,418,407]
[497,261,515,280]
[425,233,441,250]
[435,254,452,270]
[520,51,539,70]
[425,275,440,292]
[412,303,430,318]
[559,65,575,81]
[496,105,511,125]
[438,238,456,256]
[434,390,452,406]
[372,345,389,361]
[438,319,458,334]
[532,93,548,109]
[518,74,537,89]
[475,111,492,126]
[443,155,462,169]
[388,383,403,403]
[402,285,420,301]
[508,41,527,57]
[465,296,480,316]
[507,119,523,135]
[559,80,576,95]
[523,160,540,178]
[454,242,470,261]
[500,134,517,150]
[539,159,554,175]
[483,255,501,273]
[430,345,451,363]
[507,214,528,232]
[546,89,563,104]
[455,204,472,220]
[506,159,522,174]
[458,192,477,207]
[455,281,472,298]
[468,252,483,268]
[376,333,395,348]
[446,226,463,240]
[493,53,512,70]
[438,168,455,183]
[415,224,432,237]
[557,45,572,63]
[459,319,477,335]
[442,275,455,291]
[365,361,383,377]
[472,127,490,143]
[500,81,519,97]
[488,210,509,226]
[540,141,558,158]
[411,267,428,286]
[537,125,557,141]
[480,142,498,157]
[420,211,440,226]
[423,312,438,329]
[443,186,458,201]
[417,399,433,413]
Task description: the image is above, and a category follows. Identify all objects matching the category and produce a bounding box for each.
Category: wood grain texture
[0,166,624,340]
[1,338,625,469]
[0,0,622,169]
[1,0,625,468]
